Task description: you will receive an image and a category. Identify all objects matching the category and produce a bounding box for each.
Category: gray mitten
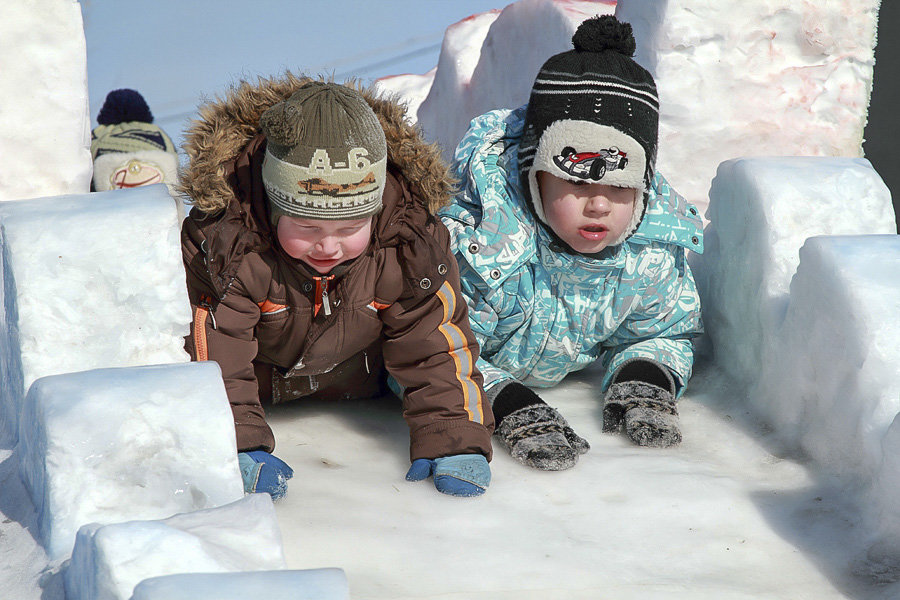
[603,381,681,448]
[494,382,589,471]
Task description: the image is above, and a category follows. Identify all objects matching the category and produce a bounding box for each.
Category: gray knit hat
[260,82,387,223]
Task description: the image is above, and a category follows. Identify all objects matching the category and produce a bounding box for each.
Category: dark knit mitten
[603,381,681,447]
[493,382,589,471]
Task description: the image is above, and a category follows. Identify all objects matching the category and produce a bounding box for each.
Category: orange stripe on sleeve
[435,283,485,424]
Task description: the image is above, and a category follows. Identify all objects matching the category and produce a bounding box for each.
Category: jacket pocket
[326,307,382,362]
[257,298,289,317]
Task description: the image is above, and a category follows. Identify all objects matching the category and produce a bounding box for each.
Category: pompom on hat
[90,89,178,192]
[519,15,660,249]
[96,88,154,125]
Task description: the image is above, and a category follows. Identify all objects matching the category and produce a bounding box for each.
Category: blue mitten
[238,450,294,500]
[405,454,490,497]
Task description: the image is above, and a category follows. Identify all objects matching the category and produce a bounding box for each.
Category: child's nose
[585,194,610,215]
[316,236,339,254]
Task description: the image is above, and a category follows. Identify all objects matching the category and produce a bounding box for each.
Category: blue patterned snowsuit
[438,107,704,397]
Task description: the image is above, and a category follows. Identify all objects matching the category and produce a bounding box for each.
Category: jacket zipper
[199,294,217,329]
[313,275,335,317]
[286,275,339,377]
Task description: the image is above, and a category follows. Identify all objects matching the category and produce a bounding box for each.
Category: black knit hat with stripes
[519,15,659,245]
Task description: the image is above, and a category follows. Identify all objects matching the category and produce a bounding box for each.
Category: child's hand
[494,384,590,471]
[238,450,294,500]
[405,454,490,497]
[602,381,681,447]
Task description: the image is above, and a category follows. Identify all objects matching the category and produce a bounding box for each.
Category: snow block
[756,235,900,555]
[374,70,436,126]
[18,362,243,561]
[0,0,92,202]
[409,8,500,151]
[872,415,900,554]
[407,0,613,160]
[0,185,192,442]
[755,235,900,482]
[130,569,350,600]
[65,494,286,600]
[694,157,895,390]
[616,0,882,216]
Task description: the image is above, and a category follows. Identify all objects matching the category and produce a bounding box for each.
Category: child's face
[276,216,373,274]
[537,171,636,254]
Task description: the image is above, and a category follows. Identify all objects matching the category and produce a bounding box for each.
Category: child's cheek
[276,231,309,260]
[346,236,370,259]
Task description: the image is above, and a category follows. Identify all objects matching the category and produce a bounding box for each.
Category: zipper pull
[312,275,335,317]
[322,287,332,316]
[199,295,217,329]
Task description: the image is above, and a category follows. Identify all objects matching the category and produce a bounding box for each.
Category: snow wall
[694,156,899,552]
[376,0,882,218]
[0,0,92,203]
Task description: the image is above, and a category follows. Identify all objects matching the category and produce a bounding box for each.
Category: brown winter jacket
[179,74,493,461]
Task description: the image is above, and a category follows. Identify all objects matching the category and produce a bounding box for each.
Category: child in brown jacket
[180,77,494,498]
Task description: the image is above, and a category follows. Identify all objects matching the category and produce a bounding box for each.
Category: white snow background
[1,0,898,599]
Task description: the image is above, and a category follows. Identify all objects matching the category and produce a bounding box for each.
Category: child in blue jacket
[439,15,704,470]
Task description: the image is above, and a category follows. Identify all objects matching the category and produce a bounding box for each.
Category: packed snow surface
[263,376,900,599]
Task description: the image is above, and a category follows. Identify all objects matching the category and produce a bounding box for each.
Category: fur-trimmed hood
[178,73,453,215]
